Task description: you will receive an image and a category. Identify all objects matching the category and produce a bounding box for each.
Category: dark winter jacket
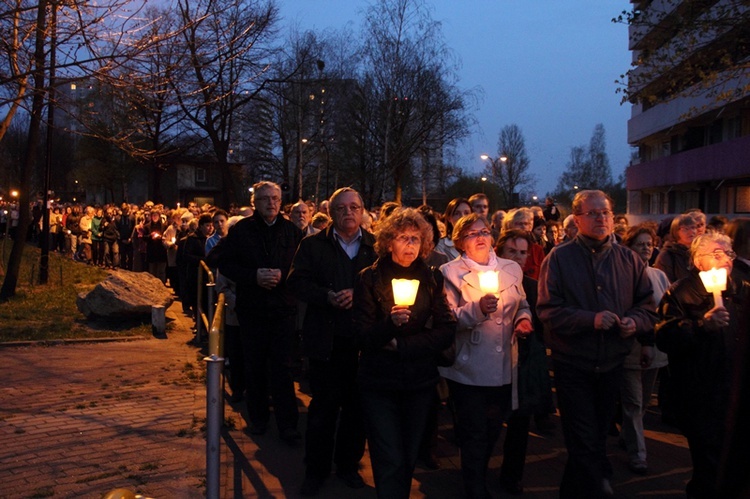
[537,235,658,373]
[353,255,456,392]
[653,240,691,283]
[287,226,376,360]
[656,270,747,434]
[217,213,303,317]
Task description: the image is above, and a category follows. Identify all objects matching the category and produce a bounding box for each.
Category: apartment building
[625,0,750,220]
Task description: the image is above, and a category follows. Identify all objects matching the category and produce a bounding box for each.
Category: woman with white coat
[439,213,533,499]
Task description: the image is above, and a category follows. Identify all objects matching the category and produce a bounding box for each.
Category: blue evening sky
[277,0,633,197]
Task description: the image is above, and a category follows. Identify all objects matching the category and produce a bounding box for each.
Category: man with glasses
[537,190,657,498]
[287,187,376,496]
[469,192,490,220]
[217,181,304,443]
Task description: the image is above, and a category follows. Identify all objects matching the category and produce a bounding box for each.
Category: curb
[0,335,149,348]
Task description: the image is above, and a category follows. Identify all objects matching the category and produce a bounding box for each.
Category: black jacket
[353,255,456,392]
[653,241,690,283]
[287,226,376,360]
[656,269,746,433]
[218,213,303,317]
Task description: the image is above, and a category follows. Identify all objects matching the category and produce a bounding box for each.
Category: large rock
[77,270,174,320]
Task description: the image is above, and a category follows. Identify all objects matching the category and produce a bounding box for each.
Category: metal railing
[205,289,226,499]
[196,261,216,343]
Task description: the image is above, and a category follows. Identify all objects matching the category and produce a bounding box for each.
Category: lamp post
[480,153,507,182]
[480,154,508,204]
[301,137,332,201]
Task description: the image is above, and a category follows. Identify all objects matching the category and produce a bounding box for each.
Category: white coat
[439,254,531,410]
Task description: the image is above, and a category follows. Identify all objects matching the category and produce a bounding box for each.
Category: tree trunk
[0,0,48,301]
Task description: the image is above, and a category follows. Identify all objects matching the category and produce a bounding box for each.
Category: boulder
[77,270,174,320]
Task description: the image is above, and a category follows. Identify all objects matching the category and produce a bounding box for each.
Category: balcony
[626,134,750,190]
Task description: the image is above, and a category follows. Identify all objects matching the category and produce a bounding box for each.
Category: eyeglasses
[463,229,492,239]
[576,209,613,219]
[697,249,736,261]
[255,195,281,203]
[394,234,421,246]
[333,204,362,214]
[631,242,653,248]
[679,225,698,232]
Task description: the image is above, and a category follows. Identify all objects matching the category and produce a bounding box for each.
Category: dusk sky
[277,0,633,197]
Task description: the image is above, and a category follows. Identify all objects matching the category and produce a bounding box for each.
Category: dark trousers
[119,242,133,270]
[554,360,622,499]
[501,410,532,483]
[224,324,245,396]
[678,405,724,498]
[239,314,298,432]
[361,387,433,499]
[447,380,512,499]
[92,239,104,266]
[305,338,366,479]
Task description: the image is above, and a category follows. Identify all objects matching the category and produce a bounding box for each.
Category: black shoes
[299,475,325,496]
[499,475,524,495]
[421,453,441,470]
[336,470,365,489]
[246,423,267,435]
[280,428,302,444]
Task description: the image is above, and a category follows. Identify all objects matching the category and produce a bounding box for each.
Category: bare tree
[169,0,280,207]
[554,124,614,198]
[0,0,150,300]
[484,124,536,209]
[360,0,472,203]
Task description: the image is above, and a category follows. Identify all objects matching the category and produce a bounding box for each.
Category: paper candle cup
[392,279,420,306]
[478,270,499,295]
[699,267,727,308]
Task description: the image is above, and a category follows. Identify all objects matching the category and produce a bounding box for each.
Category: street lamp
[480,154,507,180]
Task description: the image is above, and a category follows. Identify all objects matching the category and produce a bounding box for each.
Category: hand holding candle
[477,270,500,316]
[699,267,727,308]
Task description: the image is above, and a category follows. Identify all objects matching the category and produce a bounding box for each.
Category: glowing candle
[699,267,727,308]
[478,270,499,295]
[392,279,420,306]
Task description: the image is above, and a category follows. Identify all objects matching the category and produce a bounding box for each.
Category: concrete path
[0,301,692,498]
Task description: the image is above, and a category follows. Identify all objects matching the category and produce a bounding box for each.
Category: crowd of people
[14,186,750,498]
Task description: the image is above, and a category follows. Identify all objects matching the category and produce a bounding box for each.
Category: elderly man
[287,187,377,496]
[290,200,318,236]
[217,181,304,443]
[537,190,657,498]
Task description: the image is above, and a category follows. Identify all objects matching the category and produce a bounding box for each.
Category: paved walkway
[0,301,692,498]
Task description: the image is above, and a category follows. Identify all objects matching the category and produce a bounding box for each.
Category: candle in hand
[392,279,420,306]
[478,270,499,295]
[699,267,727,308]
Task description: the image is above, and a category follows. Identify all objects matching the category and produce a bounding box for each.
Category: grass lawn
[0,242,153,343]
